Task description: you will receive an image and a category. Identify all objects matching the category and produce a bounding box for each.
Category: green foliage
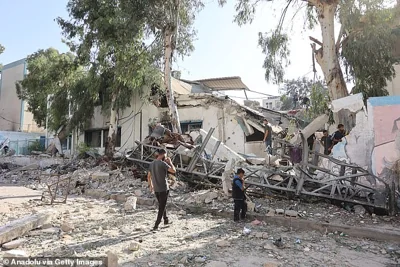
[16,48,93,132]
[76,142,91,154]
[228,0,399,98]
[28,140,44,153]
[0,43,4,69]
[280,95,292,111]
[305,83,330,120]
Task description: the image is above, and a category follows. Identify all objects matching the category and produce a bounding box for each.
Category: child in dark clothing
[232,168,247,222]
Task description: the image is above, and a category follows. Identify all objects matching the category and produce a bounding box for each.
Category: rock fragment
[61,222,75,232]
[124,196,137,211]
[2,239,25,250]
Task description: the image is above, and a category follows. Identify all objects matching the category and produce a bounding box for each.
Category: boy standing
[232,168,247,222]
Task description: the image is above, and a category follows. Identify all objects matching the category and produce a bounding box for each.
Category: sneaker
[164,220,172,225]
[152,226,159,232]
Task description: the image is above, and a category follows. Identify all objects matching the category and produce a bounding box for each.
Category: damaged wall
[368,96,400,181]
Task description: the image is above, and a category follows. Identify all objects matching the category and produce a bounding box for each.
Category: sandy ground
[0,187,399,267]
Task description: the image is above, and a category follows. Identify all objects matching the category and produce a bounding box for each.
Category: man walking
[263,119,272,154]
[232,168,247,222]
[147,149,176,231]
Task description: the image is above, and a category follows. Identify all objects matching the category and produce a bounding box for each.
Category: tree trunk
[105,92,117,158]
[313,0,348,101]
[164,26,182,134]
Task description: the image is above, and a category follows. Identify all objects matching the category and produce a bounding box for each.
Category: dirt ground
[0,186,399,267]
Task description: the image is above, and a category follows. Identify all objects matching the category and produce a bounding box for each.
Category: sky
[0,0,322,99]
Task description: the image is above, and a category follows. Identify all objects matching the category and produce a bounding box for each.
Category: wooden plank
[0,212,52,245]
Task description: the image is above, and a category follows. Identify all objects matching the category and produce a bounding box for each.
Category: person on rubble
[307,133,316,151]
[320,130,332,155]
[147,148,176,231]
[232,168,247,222]
[263,119,272,154]
[330,124,346,151]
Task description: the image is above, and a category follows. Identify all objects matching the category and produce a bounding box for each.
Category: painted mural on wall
[369,96,400,182]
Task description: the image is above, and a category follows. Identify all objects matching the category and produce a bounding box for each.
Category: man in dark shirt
[232,168,247,222]
[331,124,346,150]
[320,130,331,155]
[307,133,316,151]
[263,119,272,154]
[147,149,176,231]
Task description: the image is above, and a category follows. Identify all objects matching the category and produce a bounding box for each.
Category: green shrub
[28,140,44,153]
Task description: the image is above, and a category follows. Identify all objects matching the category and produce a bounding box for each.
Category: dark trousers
[154,190,169,227]
[234,199,247,221]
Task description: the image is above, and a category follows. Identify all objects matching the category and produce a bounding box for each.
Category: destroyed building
[78,76,282,158]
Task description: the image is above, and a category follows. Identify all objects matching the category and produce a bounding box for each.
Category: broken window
[84,130,102,147]
[181,121,203,133]
[84,127,122,148]
[245,126,264,142]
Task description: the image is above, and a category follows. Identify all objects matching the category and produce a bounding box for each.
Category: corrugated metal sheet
[195,76,249,91]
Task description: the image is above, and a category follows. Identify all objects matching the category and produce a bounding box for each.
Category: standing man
[320,130,331,155]
[263,119,272,154]
[147,149,176,231]
[232,168,247,222]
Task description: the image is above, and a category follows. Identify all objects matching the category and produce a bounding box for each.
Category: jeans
[265,140,272,154]
[233,199,247,221]
[154,190,169,227]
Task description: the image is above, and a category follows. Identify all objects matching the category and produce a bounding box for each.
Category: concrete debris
[205,261,228,267]
[0,212,52,245]
[106,251,119,267]
[60,222,75,232]
[284,210,298,218]
[2,239,25,249]
[353,205,366,216]
[92,172,110,180]
[251,219,261,226]
[128,241,140,251]
[124,196,137,211]
[3,249,28,258]
[216,240,230,247]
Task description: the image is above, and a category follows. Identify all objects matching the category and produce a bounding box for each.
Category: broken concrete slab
[92,172,110,180]
[2,239,25,249]
[85,189,109,199]
[0,212,52,245]
[106,251,118,267]
[3,249,28,257]
[290,114,329,144]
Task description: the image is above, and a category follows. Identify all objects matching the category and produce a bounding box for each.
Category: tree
[57,0,202,156]
[57,0,161,157]
[221,0,400,103]
[0,44,4,69]
[16,48,95,134]
[144,0,204,133]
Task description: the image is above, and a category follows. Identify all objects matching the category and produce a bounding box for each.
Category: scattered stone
[124,196,138,211]
[216,240,230,247]
[381,249,387,254]
[194,257,206,263]
[264,243,274,250]
[353,205,366,216]
[137,197,155,206]
[178,210,187,216]
[204,192,218,204]
[134,189,143,197]
[256,232,264,239]
[86,203,94,209]
[304,247,310,252]
[62,234,72,240]
[251,219,261,226]
[264,263,279,267]
[41,223,53,229]
[95,226,104,235]
[4,250,28,257]
[107,208,118,214]
[247,202,255,212]
[107,251,118,267]
[179,256,188,263]
[128,241,140,251]
[275,209,284,215]
[262,233,269,239]
[121,227,132,234]
[92,172,110,180]
[2,239,25,249]
[285,210,298,218]
[266,210,275,217]
[61,222,75,232]
[205,261,228,267]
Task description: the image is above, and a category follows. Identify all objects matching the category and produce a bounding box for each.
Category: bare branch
[309,36,322,46]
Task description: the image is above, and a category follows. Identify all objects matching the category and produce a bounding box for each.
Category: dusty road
[0,187,399,267]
